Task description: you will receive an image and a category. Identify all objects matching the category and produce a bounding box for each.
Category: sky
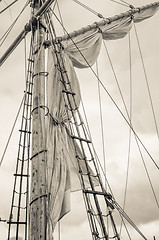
[0,0,159,239]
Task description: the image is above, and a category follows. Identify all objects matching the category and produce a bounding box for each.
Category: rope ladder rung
[14,173,30,177]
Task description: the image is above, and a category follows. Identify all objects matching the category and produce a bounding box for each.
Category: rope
[134,24,159,142]
[120,217,132,240]
[56,1,66,36]
[80,99,136,239]
[45,14,114,237]
[0,95,24,167]
[96,61,107,189]
[52,12,159,171]
[132,24,159,208]
[1,0,12,18]
[0,0,29,46]
[120,32,132,235]
[47,8,159,237]
[72,0,104,18]
[120,0,134,8]
[114,201,147,240]
[0,0,18,14]
[79,98,114,198]
[25,36,34,240]
[109,0,129,8]
[102,39,130,120]
[7,33,34,239]
[24,33,27,82]
[103,33,159,209]
[46,12,149,239]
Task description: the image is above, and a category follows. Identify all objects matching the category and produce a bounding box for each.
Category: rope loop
[94,22,102,33]
[29,194,48,206]
[31,105,49,115]
[32,71,49,78]
[30,149,47,161]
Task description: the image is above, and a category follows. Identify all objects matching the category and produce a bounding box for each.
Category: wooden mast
[30,0,47,239]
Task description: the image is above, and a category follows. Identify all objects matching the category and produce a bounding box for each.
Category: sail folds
[60,4,159,69]
[47,50,80,229]
[47,49,98,231]
[65,29,102,68]
[46,2,159,232]
[101,16,133,40]
[64,17,133,68]
[134,4,159,23]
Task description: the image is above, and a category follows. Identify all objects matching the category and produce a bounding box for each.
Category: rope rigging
[0,0,18,14]
[102,36,159,208]
[44,8,154,239]
[119,32,132,235]
[0,96,24,167]
[45,10,123,240]
[1,1,159,239]
[45,7,159,239]
[96,61,107,190]
[134,23,159,142]
[52,11,159,172]
[109,0,130,8]
[7,35,34,239]
[72,0,104,19]
[0,0,30,46]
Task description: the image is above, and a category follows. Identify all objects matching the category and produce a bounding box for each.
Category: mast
[29,0,47,239]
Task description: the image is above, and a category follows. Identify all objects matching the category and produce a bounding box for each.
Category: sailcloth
[46,3,159,231]
[47,49,98,231]
[62,4,159,68]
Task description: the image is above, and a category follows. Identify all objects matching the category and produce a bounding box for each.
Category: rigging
[1,1,159,239]
[52,10,159,172]
[0,0,30,47]
[0,0,18,14]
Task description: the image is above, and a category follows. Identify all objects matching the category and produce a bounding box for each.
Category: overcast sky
[0,0,159,239]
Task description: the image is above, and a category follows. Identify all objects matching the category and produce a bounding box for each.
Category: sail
[134,3,159,22]
[46,2,159,231]
[47,48,98,230]
[58,3,159,68]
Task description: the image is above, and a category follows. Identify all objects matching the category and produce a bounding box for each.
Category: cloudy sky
[0,0,159,239]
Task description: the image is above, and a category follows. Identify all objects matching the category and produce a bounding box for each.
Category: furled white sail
[61,4,159,68]
[47,49,98,231]
[134,3,159,22]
